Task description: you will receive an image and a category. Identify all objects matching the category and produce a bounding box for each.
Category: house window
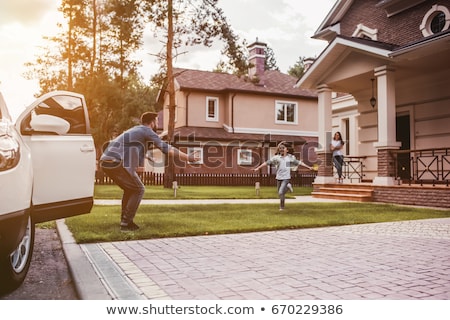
[187,147,203,164]
[275,101,297,124]
[237,149,252,165]
[420,5,450,37]
[431,12,446,33]
[206,97,219,121]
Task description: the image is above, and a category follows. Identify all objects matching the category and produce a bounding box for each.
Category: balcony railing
[391,148,450,186]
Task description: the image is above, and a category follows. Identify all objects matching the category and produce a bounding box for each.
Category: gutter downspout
[185,91,191,127]
[231,93,236,133]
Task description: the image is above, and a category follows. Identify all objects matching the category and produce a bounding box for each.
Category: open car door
[15,91,96,223]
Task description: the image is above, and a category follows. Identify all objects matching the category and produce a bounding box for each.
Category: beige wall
[410,99,450,150]
[232,94,317,135]
[164,90,318,136]
[162,90,187,130]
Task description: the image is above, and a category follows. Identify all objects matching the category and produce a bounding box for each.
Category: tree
[264,45,279,71]
[102,0,146,88]
[24,0,246,184]
[287,56,307,78]
[143,0,248,186]
[144,0,248,141]
[24,0,151,149]
[213,41,279,74]
[24,0,92,94]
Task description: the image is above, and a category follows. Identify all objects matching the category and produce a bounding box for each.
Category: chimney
[247,38,267,85]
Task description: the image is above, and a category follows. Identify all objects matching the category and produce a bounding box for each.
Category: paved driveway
[77,218,450,300]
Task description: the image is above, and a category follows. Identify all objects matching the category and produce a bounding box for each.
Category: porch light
[370,78,376,108]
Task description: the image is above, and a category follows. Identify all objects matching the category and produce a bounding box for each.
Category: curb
[56,219,112,300]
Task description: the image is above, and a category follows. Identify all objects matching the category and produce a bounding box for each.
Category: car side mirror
[30,114,70,135]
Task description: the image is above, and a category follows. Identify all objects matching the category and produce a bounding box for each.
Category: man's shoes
[120,222,140,232]
[287,183,293,193]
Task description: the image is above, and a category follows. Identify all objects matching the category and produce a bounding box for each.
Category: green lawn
[66,197,450,244]
[94,184,312,199]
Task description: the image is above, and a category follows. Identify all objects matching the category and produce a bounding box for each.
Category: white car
[0,91,95,295]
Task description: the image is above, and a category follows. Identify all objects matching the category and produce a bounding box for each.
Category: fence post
[255,182,260,196]
[173,181,178,197]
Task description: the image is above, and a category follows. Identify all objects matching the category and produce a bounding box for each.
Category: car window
[0,93,12,121]
[20,95,87,135]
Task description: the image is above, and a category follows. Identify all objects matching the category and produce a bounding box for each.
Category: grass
[36,221,56,229]
[65,199,450,244]
[94,184,312,199]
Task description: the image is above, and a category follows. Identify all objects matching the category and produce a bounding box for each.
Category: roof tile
[174,68,317,98]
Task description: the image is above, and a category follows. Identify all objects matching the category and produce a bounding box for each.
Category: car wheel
[0,216,35,295]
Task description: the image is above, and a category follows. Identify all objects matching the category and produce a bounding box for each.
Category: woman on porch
[331,131,345,183]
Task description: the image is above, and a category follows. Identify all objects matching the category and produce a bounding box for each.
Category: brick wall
[377,149,396,178]
[316,151,333,176]
[340,0,450,46]
[373,185,450,208]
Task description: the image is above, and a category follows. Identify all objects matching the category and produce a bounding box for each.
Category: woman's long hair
[334,132,345,145]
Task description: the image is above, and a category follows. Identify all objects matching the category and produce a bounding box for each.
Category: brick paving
[79,218,450,300]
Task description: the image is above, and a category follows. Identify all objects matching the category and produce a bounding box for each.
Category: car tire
[0,216,35,295]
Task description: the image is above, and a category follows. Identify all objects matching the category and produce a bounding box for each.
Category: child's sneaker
[287,183,293,193]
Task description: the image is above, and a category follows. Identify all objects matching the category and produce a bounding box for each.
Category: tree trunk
[165,0,176,188]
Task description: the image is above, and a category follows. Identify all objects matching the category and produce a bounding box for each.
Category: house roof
[297,31,450,90]
[173,68,317,99]
[295,35,395,90]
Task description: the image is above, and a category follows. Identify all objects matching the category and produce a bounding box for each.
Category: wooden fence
[96,171,317,187]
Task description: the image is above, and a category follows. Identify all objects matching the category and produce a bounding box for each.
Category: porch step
[312,184,374,202]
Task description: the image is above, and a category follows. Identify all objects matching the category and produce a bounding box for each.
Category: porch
[312,150,450,209]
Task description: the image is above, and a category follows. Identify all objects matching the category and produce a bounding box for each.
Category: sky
[0,0,335,119]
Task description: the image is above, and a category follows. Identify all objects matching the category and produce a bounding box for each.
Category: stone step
[317,187,373,195]
[311,191,373,202]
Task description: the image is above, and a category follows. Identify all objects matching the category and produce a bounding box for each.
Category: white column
[315,84,335,184]
[374,66,400,148]
[373,66,401,186]
[317,84,333,152]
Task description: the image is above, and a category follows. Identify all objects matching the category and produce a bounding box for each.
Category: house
[155,40,319,176]
[296,0,450,208]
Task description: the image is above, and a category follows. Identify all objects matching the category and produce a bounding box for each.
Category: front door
[396,114,411,180]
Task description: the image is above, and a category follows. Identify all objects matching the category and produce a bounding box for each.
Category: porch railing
[344,156,366,183]
[332,156,366,183]
[391,148,450,186]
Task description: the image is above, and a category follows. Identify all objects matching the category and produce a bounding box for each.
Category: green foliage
[94,185,313,199]
[65,202,450,243]
[24,0,251,149]
[145,0,250,82]
[264,46,279,71]
[214,42,279,75]
[288,56,307,78]
[24,0,152,149]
